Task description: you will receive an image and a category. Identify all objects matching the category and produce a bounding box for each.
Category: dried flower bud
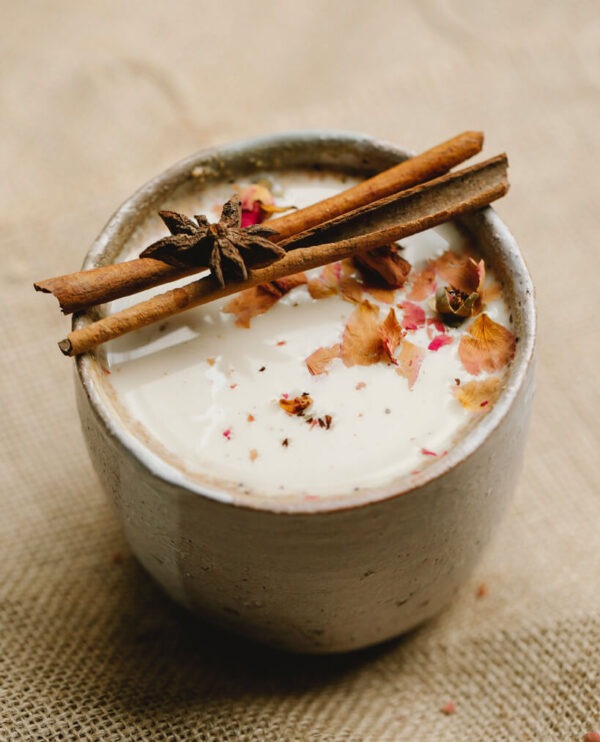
[435,286,480,322]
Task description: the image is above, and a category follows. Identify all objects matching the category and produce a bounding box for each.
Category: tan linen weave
[1,1,598,739]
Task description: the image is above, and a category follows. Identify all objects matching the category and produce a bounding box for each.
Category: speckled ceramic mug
[74,132,535,653]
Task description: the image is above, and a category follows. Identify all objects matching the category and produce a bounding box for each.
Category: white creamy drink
[103,172,515,499]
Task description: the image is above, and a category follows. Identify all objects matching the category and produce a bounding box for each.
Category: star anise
[140,196,286,286]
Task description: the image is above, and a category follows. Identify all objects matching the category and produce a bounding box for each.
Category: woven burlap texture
[1,1,599,739]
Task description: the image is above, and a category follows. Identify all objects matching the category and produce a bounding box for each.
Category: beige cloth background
[2,1,599,739]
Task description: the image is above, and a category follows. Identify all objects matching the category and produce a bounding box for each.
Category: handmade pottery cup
[74,132,535,653]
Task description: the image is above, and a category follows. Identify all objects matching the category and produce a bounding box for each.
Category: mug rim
[75,130,536,514]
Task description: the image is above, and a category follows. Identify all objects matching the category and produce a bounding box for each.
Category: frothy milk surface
[104,172,512,498]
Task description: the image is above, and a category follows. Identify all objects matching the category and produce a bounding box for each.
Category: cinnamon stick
[59,154,508,356]
[36,131,483,314]
[264,130,484,240]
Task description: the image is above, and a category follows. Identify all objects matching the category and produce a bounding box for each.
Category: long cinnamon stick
[59,154,508,356]
[36,131,483,314]
[264,130,484,240]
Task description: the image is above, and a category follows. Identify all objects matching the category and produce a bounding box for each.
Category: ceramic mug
[74,132,535,653]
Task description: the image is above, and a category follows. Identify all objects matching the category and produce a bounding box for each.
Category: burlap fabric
[2,2,599,739]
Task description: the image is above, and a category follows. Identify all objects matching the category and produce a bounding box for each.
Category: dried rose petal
[407,263,437,301]
[428,334,453,351]
[223,273,305,327]
[307,262,362,304]
[341,300,383,367]
[435,251,484,294]
[399,301,426,331]
[305,344,341,375]
[339,275,364,304]
[241,202,263,227]
[396,341,425,390]
[455,377,502,411]
[458,314,516,375]
[363,283,397,304]
[222,286,280,327]
[239,183,292,227]
[378,308,403,364]
[308,262,344,299]
[440,701,456,716]
[475,259,486,292]
[427,317,447,338]
[481,280,502,303]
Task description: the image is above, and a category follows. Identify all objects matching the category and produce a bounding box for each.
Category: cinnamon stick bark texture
[59,154,508,356]
[36,131,483,314]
